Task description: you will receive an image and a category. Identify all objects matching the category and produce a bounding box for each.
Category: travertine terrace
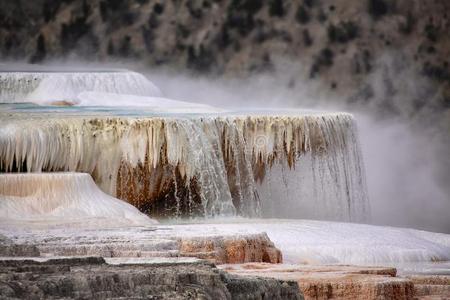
[0,109,368,220]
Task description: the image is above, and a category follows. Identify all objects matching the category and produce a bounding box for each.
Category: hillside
[0,0,449,121]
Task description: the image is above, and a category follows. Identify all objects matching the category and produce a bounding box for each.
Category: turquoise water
[0,102,331,117]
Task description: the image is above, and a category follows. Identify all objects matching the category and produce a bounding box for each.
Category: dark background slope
[1,0,449,117]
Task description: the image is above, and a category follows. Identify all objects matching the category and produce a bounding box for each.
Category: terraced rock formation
[0,257,302,299]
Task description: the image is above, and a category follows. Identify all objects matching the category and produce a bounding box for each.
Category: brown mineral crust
[116,153,204,218]
[297,273,414,300]
[48,100,75,106]
[179,233,282,264]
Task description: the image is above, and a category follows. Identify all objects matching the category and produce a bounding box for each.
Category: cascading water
[256,115,368,221]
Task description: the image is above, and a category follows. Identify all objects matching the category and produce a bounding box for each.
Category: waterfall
[0,71,162,104]
[256,115,368,222]
[0,111,369,221]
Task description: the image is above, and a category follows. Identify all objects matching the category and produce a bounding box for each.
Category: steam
[144,64,450,233]
[358,115,450,233]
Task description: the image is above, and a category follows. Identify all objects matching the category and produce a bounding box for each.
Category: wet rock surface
[0,257,302,300]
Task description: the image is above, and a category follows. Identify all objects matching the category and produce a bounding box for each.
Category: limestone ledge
[0,231,281,265]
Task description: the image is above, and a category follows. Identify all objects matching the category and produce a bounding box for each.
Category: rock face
[222,263,415,300]
[0,257,303,300]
